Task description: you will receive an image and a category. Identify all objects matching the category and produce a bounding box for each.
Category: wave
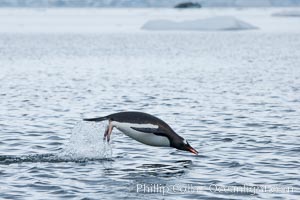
[0,153,113,165]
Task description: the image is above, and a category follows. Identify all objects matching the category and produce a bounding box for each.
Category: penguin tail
[83,116,108,122]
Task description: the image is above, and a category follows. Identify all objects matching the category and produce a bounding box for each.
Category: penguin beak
[182,140,198,155]
[187,146,198,155]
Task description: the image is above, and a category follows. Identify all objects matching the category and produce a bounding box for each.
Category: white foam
[141,16,258,31]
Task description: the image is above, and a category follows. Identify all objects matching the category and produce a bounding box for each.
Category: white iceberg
[272,10,300,17]
[141,16,258,31]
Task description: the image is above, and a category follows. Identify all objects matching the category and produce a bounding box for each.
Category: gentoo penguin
[83,111,198,155]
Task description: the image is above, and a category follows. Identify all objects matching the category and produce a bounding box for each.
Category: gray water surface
[0,32,300,199]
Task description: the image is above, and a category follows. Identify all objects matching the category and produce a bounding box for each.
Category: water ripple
[0,28,299,199]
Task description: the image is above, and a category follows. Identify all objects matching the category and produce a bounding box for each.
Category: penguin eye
[183,139,189,145]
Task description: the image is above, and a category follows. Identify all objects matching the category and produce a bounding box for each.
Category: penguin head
[173,139,198,155]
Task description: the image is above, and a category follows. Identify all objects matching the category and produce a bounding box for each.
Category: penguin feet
[103,126,109,141]
[103,121,113,143]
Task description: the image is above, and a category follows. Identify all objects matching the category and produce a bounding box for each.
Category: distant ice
[272,10,300,17]
[141,16,258,31]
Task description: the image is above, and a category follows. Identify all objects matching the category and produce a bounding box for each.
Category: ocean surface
[0,8,300,200]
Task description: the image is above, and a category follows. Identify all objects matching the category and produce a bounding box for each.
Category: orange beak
[187,146,198,155]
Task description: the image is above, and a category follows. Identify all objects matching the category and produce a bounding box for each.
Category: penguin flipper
[130,127,158,133]
[130,127,167,137]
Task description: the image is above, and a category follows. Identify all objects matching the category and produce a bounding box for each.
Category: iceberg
[141,16,258,31]
[272,10,300,17]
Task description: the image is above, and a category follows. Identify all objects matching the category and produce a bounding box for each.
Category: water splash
[0,122,113,164]
[58,121,112,160]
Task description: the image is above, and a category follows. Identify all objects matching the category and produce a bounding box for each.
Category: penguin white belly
[112,122,170,147]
